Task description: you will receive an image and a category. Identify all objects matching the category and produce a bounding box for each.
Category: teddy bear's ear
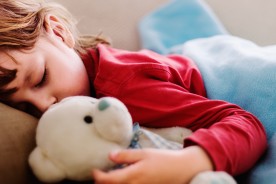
[29,147,66,183]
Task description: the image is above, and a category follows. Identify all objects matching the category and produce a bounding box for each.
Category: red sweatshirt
[81,44,267,175]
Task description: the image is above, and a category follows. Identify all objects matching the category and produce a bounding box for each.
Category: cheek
[48,48,90,97]
[70,70,90,96]
[53,63,90,97]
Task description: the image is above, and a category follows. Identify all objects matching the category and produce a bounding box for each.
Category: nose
[27,93,57,113]
[98,99,110,111]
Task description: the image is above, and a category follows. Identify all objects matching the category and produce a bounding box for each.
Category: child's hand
[93,146,213,184]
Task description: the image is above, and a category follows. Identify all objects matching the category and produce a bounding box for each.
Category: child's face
[0,31,90,116]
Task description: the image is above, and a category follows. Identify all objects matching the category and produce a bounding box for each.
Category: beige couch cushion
[55,0,276,49]
[53,0,168,51]
[0,103,38,184]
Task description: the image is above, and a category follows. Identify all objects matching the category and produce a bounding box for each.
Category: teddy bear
[28,96,236,184]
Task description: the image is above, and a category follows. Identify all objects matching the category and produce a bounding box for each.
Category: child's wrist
[179,145,214,182]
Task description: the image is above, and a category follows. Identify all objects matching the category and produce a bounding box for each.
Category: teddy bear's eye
[84,115,93,124]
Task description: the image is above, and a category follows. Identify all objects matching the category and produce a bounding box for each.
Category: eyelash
[35,68,48,88]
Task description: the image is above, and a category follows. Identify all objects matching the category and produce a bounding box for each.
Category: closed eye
[35,68,48,88]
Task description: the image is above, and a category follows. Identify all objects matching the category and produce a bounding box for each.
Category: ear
[43,14,75,48]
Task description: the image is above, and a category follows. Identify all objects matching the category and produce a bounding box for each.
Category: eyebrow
[0,87,18,101]
[7,52,34,86]
[0,66,19,100]
[0,51,25,102]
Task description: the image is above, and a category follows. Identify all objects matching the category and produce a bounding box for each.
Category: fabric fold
[139,0,227,54]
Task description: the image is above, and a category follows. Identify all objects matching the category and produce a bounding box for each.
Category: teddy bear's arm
[144,126,192,144]
[29,147,66,183]
[190,171,237,184]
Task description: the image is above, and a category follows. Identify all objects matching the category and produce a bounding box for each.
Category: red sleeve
[90,45,267,175]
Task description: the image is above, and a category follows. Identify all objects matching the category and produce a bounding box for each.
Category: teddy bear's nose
[98,99,110,111]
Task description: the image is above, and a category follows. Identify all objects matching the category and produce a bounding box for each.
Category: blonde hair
[0,0,110,53]
[0,0,109,113]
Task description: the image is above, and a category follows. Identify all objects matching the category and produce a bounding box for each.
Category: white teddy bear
[29,96,236,184]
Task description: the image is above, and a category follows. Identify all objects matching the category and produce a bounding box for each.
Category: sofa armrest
[0,103,40,184]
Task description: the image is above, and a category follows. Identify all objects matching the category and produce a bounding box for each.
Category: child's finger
[93,168,133,184]
[109,149,147,164]
[93,169,111,184]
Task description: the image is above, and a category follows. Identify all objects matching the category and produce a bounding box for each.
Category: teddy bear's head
[29,96,133,183]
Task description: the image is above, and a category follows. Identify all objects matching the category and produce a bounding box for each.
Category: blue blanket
[178,35,276,141]
[139,0,227,54]
[139,0,276,183]
[246,133,276,184]
[178,37,276,183]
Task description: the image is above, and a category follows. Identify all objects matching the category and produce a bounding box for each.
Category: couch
[1,0,276,183]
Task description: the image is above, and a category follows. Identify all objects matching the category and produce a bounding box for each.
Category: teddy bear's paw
[144,126,192,143]
[190,171,237,184]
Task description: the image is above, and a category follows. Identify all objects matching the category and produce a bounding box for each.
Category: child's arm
[93,146,213,184]
[90,45,267,176]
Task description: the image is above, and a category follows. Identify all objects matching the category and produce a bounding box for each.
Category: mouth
[47,102,60,111]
